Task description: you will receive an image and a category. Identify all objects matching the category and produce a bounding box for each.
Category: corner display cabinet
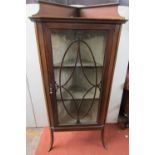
[30,1,126,151]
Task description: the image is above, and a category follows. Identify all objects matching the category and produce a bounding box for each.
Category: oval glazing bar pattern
[51,30,107,125]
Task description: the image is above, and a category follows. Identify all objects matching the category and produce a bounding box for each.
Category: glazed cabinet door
[43,23,116,127]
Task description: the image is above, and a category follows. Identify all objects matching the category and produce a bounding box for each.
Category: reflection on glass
[51,30,107,125]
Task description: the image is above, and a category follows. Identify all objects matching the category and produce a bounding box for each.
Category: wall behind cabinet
[26,78,36,127]
[26,4,48,127]
[107,6,129,122]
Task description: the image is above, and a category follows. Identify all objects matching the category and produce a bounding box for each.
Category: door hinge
[49,83,53,94]
[99,81,102,90]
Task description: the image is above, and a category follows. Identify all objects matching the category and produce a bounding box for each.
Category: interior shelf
[56,85,100,100]
[54,61,103,68]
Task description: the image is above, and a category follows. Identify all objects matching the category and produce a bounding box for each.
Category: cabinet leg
[101,127,107,150]
[48,128,54,152]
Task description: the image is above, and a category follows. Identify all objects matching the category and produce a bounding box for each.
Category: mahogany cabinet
[30,1,126,151]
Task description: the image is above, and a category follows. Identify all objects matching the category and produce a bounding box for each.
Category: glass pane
[51,30,107,125]
[57,100,100,125]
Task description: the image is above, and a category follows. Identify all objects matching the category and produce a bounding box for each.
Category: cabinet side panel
[34,22,55,127]
[99,25,122,124]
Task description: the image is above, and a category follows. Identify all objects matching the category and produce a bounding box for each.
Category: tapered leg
[48,128,54,152]
[101,127,107,150]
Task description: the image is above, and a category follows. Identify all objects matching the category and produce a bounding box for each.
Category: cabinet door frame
[35,20,121,130]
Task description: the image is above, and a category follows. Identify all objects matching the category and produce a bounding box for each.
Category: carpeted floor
[35,124,128,155]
